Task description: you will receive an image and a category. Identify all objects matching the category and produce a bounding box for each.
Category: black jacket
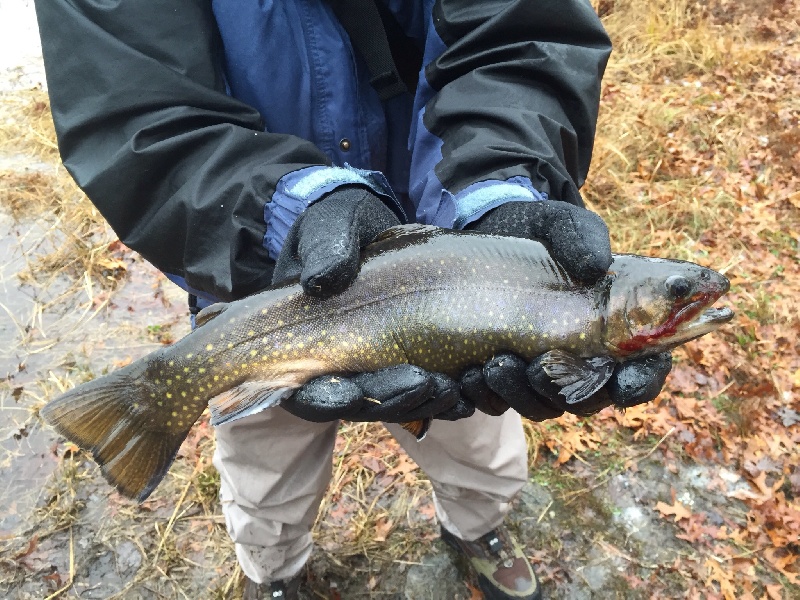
[34,0,611,301]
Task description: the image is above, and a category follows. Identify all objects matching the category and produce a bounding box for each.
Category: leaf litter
[1,0,799,598]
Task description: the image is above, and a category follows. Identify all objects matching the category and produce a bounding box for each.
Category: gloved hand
[467,200,613,283]
[281,364,474,423]
[275,187,474,424]
[462,351,673,420]
[465,200,673,417]
[272,186,401,296]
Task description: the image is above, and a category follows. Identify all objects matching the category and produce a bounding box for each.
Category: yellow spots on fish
[247,330,255,337]
[574,317,580,324]
[168,361,174,367]
[183,366,190,373]
[227,343,234,349]
[250,349,258,357]
[542,333,549,339]
[278,319,284,326]
[198,368,206,374]
[580,333,586,340]
[166,392,173,399]
[181,391,187,398]
[303,304,310,311]
[272,350,280,356]
[186,353,193,359]
[286,332,294,339]
[171,411,178,417]
[166,379,172,386]
[150,393,156,398]
[166,421,172,427]
[206,344,214,351]
[199,386,205,393]
[261,308,268,315]
[214,375,219,381]
[175,375,182,381]
[132,402,139,410]
[157,401,163,407]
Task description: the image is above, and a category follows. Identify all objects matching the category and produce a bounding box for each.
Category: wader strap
[328,0,409,101]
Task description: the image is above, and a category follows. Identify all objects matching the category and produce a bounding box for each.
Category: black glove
[272,186,400,296]
[466,351,673,420]
[467,200,613,283]
[465,200,673,417]
[280,365,474,423]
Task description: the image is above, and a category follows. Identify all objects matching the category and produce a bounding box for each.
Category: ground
[0,0,799,598]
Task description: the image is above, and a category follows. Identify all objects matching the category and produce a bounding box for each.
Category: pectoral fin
[209,382,294,426]
[539,350,615,405]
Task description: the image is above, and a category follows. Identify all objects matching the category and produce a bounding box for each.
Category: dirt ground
[1,1,799,599]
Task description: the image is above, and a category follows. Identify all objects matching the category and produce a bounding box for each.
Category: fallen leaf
[655,500,692,522]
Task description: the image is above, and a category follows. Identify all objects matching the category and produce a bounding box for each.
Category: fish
[41,224,733,501]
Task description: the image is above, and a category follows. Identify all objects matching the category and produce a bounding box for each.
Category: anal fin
[209,382,295,426]
[540,350,615,405]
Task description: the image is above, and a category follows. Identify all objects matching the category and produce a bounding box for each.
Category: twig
[637,426,676,462]
[152,458,204,566]
[536,499,554,524]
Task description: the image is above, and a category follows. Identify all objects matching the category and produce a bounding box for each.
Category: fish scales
[41,225,733,501]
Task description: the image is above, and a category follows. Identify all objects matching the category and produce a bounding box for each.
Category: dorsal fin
[195,303,228,328]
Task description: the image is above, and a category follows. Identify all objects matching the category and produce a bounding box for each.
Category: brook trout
[42,225,733,501]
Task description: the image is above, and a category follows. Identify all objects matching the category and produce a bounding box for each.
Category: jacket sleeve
[409,0,612,228]
[34,0,333,301]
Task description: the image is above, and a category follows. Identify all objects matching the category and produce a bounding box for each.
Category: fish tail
[40,365,188,502]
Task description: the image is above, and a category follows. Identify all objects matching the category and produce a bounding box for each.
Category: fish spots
[250,349,257,357]
[227,343,234,349]
[580,333,586,340]
[166,379,172,386]
[186,353,193,359]
[206,344,214,351]
[198,368,206,374]
[166,393,173,399]
[181,391,187,398]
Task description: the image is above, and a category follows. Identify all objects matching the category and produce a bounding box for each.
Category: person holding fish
[34,1,690,598]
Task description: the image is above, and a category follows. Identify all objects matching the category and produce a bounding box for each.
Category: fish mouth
[669,302,734,344]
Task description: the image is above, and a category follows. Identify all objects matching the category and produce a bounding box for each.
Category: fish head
[603,255,734,359]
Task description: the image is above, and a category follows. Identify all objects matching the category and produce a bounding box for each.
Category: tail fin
[40,366,189,502]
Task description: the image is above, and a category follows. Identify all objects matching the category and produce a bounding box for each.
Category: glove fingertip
[608,352,673,408]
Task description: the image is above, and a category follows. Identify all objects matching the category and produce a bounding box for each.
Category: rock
[404,551,469,600]
[116,540,142,577]
[513,481,554,539]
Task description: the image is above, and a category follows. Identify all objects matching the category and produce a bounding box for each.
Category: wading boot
[441,525,541,600]
[242,574,301,600]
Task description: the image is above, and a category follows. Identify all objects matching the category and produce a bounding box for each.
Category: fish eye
[665,275,692,299]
